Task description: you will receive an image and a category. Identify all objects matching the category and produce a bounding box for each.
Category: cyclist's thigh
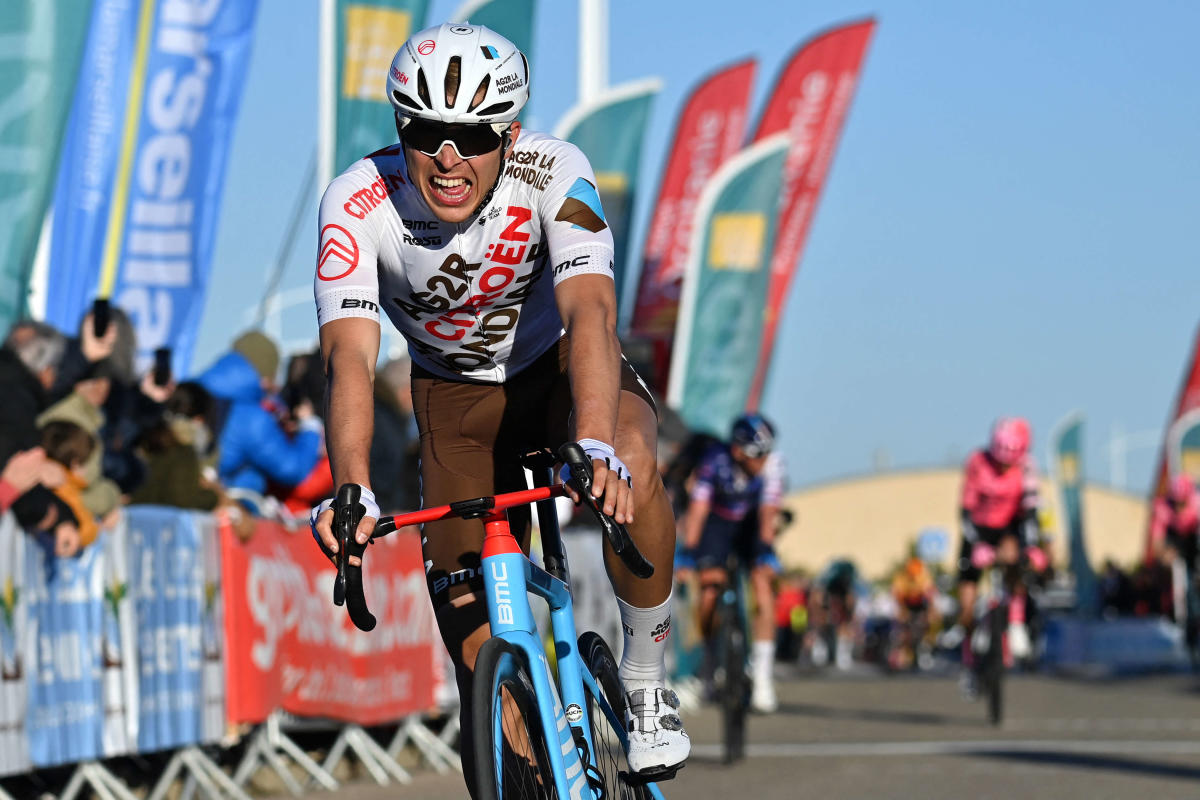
[413,345,565,615]
[958,524,1005,583]
[696,516,739,572]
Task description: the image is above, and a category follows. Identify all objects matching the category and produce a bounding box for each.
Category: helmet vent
[445,56,461,107]
[416,68,431,109]
[467,74,490,112]
[392,90,422,111]
[474,100,513,117]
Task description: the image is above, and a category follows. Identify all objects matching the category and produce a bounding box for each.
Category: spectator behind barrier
[36,367,123,523]
[0,447,54,513]
[197,330,321,496]
[130,381,221,510]
[1,320,66,460]
[38,420,99,552]
[48,306,125,402]
[82,307,172,495]
[370,355,420,513]
[272,350,333,516]
[0,320,74,531]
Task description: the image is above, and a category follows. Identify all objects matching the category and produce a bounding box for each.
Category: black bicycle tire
[716,597,748,763]
[984,605,1005,727]
[472,637,559,799]
[578,631,652,800]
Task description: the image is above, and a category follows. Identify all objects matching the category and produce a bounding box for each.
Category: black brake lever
[334,483,377,631]
[557,442,654,579]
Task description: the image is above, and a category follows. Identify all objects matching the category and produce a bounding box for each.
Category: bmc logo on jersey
[318,224,359,281]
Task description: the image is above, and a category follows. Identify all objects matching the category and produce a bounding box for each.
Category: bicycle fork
[481,512,593,800]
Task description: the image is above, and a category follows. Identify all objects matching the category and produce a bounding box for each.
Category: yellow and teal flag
[1052,411,1099,617]
[0,1,93,332]
[331,0,429,174]
[666,134,789,436]
[555,79,660,312]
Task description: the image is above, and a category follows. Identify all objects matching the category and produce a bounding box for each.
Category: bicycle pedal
[620,763,683,786]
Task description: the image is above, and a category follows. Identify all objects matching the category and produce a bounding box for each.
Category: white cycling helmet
[386,23,529,126]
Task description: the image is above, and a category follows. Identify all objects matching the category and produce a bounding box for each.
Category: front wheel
[981,605,1006,726]
[471,638,558,799]
[579,632,652,799]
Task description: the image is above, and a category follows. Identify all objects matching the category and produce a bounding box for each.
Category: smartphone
[92,298,109,339]
[153,347,172,387]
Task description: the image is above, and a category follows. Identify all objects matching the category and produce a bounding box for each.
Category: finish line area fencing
[0,507,461,800]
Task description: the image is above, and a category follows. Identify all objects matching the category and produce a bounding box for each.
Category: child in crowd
[39,420,99,557]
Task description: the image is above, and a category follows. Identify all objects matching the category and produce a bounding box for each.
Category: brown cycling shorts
[411,335,655,609]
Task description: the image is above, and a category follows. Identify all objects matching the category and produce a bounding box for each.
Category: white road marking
[691,739,1200,759]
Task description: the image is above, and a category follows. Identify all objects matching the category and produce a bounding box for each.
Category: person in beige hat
[231,330,281,391]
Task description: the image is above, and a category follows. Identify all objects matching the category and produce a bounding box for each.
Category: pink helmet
[1168,474,1196,504]
[989,417,1031,466]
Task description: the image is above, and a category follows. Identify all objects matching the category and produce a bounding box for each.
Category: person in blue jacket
[198,331,321,495]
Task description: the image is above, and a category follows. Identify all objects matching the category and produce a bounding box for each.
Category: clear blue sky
[197,0,1200,492]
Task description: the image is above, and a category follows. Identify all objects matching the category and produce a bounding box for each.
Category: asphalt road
[309,669,1200,800]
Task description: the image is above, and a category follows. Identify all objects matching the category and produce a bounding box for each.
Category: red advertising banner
[221,518,437,725]
[746,19,875,408]
[629,59,756,391]
[1145,323,1200,558]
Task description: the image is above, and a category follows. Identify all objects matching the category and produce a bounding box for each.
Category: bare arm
[759,503,780,545]
[556,274,620,444]
[682,497,711,551]
[316,318,380,553]
[321,317,379,486]
[555,274,630,520]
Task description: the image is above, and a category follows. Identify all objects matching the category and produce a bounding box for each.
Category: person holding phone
[197,330,322,497]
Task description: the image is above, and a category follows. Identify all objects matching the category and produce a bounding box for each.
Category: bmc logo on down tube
[318,224,359,281]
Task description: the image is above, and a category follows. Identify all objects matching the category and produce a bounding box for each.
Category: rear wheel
[472,638,558,799]
[714,592,748,762]
[578,632,652,799]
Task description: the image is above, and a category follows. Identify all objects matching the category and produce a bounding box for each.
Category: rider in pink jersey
[955,418,1048,693]
[1150,474,1200,562]
[1151,475,1200,649]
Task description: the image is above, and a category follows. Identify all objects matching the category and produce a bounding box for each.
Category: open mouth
[428,174,473,206]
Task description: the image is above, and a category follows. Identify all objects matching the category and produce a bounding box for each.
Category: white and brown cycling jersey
[313,130,615,382]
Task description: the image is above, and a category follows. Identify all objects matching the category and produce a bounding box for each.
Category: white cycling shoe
[751,680,778,714]
[1007,622,1032,661]
[623,682,690,777]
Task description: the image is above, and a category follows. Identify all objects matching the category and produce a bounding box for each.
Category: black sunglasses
[400,119,508,159]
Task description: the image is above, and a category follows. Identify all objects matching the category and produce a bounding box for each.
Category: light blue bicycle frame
[479,505,666,800]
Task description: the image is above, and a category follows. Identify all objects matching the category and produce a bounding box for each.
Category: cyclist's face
[732,445,767,475]
[404,121,519,224]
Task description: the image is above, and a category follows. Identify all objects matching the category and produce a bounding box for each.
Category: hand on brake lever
[310,485,380,566]
[559,438,635,525]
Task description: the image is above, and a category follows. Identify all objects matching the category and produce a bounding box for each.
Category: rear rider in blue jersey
[677,414,786,713]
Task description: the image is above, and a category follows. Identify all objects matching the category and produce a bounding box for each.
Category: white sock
[616,594,672,686]
[752,639,775,683]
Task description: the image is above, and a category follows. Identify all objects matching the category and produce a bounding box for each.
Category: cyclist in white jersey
[309,23,689,789]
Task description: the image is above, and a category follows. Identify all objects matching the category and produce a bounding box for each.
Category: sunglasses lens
[403,121,503,158]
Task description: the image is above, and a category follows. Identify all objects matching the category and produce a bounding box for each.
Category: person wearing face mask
[130,382,220,511]
[309,23,690,786]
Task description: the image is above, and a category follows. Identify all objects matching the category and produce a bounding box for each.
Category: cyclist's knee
[434,591,491,669]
